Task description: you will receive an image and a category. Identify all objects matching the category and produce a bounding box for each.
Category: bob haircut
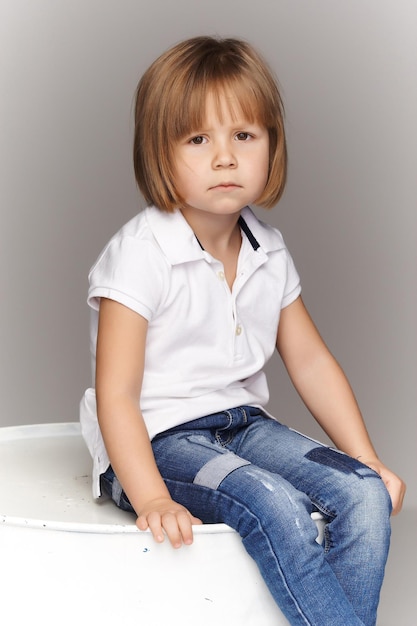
[133,36,287,212]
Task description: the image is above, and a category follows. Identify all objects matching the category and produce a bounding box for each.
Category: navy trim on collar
[238,215,260,251]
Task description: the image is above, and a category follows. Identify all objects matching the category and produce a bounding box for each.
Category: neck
[180,207,242,256]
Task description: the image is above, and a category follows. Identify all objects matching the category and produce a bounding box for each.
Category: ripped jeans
[100,406,391,626]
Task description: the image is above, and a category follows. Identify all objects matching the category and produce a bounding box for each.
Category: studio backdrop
[1,0,416,507]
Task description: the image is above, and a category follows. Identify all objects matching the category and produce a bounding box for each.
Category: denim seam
[221,487,312,625]
[164,478,312,625]
[215,430,234,447]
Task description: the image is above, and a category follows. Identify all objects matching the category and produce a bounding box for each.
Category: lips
[209,182,241,190]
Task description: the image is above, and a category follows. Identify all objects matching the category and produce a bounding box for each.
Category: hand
[360,459,406,516]
[136,497,203,548]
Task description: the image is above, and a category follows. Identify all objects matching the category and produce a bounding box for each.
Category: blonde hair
[133,36,287,212]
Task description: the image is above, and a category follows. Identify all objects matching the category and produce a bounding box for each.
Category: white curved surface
[0,423,324,625]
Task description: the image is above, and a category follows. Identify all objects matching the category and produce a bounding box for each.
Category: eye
[235,132,251,141]
[190,135,207,145]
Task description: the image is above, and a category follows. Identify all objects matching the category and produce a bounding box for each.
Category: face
[172,92,269,219]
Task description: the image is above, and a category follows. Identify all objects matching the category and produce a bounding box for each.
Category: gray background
[1,0,416,512]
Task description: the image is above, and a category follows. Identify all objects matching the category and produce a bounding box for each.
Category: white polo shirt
[80,205,301,497]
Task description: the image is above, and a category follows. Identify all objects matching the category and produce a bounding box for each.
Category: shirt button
[217,271,225,281]
[235,325,242,336]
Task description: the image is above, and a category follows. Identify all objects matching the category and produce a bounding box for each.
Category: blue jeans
[101,406,391,626]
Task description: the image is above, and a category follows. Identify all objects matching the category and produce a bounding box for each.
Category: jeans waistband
[155,405,266,439]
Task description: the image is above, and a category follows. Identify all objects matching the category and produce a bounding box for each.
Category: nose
[212,140,237,169]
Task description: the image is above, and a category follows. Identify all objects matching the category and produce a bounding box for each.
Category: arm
[276,296,406,515]
[95,297,202,546]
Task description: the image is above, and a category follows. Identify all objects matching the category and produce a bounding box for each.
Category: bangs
[167,71,278,143]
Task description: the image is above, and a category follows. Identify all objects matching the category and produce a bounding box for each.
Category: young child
[80,36,405,625]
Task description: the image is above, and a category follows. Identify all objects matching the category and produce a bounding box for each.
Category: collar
[145,205,286,266]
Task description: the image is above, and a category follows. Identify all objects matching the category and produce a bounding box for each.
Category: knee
[365,475,392,523]
[350,466,391,511]
[306,447,392,523]
[344,471,392,540]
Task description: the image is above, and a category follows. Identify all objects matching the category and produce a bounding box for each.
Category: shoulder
[87,207,171,317]
[90,207,168,274]
[105,206,161,248]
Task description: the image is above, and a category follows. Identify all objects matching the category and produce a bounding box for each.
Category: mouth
[209,182,241,191]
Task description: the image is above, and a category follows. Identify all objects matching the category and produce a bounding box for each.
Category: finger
[160,512,184,548]
[136,514,149,532]
[176,510,196,546]
[390,484,406,516]
[391,497,403,516]
[146,511,165,543]
[385,478,406,516]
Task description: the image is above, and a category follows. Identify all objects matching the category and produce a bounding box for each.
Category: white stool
[0,423,325,626]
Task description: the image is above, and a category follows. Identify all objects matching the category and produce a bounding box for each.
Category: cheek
[173,166,202,205]
[172,160,191,195]
[256,154,270,187]
[254,143,270,181]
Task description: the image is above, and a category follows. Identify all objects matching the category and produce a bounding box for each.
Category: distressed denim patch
[193,453,251,490]
[305,447,379,479]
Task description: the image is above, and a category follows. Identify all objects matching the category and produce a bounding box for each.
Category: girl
[80,36,405,625]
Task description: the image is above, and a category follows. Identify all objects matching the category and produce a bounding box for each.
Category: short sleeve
[87,236,169,320]
[281,248,301,309]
